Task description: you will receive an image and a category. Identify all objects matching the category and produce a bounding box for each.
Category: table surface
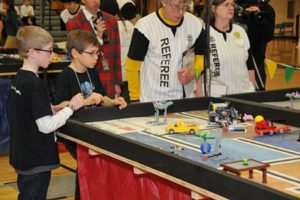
[86,109,300,198]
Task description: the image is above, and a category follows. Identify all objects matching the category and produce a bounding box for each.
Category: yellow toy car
[166,121,199,135]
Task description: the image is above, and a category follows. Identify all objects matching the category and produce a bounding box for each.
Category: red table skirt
[77,144,201,200]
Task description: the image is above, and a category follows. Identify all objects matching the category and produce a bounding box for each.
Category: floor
[0,147,77,200]
[265,38,300,90]
[0,39,299,200]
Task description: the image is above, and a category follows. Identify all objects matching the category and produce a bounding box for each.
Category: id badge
[102,58,109,71]
[100,50,109,71]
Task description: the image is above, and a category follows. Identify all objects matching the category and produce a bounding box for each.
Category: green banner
[285,66,295,83]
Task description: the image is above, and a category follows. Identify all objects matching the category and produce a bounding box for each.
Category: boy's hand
[113,97,127,110]
[70,93,84,111]
[84,93,103,106]
[114,84,121,97]
[90,92,104,105]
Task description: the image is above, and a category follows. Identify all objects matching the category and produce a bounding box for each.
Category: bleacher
[15,0,67,42]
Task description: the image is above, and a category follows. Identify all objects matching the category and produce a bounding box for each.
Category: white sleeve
[36,107,73,134]
[31,6,34,16]
[20,6,25,18]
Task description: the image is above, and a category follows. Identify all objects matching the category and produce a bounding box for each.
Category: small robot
[254,115,290,135]
[149,101,173,125]
[285,91,300,108]
[208,102,238,128]
[196,130,222,157]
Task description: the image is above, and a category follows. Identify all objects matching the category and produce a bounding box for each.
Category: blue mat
[122,132,294,168]
[253,132,300,153]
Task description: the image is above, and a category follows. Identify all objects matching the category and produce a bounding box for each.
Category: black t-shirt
[55,67,106,104]
[10,69,59,170]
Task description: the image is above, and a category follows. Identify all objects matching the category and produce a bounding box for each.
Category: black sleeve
[120,3,137,21]
[246,48,255,70]
[127,28,149,61]
[195,28,207,55]
[60,18,66,31]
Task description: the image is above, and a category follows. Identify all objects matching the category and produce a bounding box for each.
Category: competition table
[58,97,299,200]
[224,88,300,126]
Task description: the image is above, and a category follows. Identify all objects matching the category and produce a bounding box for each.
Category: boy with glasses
[9,26,84,199]
[126,0,205,102]
[66,0,122,100]
[54,29,127,199]
[55,29,127,110]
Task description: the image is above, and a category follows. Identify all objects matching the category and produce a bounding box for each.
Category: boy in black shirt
[55,29,127,199]
[55,29,127,110]
[10,26,84,199]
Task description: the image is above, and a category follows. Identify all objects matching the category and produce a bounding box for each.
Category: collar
[83,8,96,21]
[212,23,233,33]
[68,5,82,16]
[157,8,183,28]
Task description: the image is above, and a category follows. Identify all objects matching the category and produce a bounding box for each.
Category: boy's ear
[71,48,79,58]
[26,48,35,57]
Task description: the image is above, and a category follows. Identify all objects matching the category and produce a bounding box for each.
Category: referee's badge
[233,31,241,39]
[187,34,193,47]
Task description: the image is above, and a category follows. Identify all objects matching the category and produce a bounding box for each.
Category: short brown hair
[67,30,99,58]
[16,26,53,57]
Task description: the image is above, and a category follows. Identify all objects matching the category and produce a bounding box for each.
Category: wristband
[110,99,114,106]
[194,69,200,79]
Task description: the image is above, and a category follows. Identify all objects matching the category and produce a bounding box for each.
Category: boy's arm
[84,92,103,106]
[52,101,70,113]
[36,93,84,134]
[101,96,127,110]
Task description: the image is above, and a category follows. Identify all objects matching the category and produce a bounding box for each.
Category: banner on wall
[265,59,299,83]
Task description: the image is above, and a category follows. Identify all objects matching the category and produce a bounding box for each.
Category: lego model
[254,115,290,135]
[166,121,199,135]
[170,144,184,154]
[243,158,249,165]
[196,130,222,156]
[241,113,254,122]
[228,124,246,133]
[208,102,238,128]
[285,91,300,108]
[285,91,300,99]
[150,101,174,125]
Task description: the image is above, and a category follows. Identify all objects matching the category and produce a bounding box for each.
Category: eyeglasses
[169,3,189,12]
[81,50,100,57]
[34,48,53,55]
